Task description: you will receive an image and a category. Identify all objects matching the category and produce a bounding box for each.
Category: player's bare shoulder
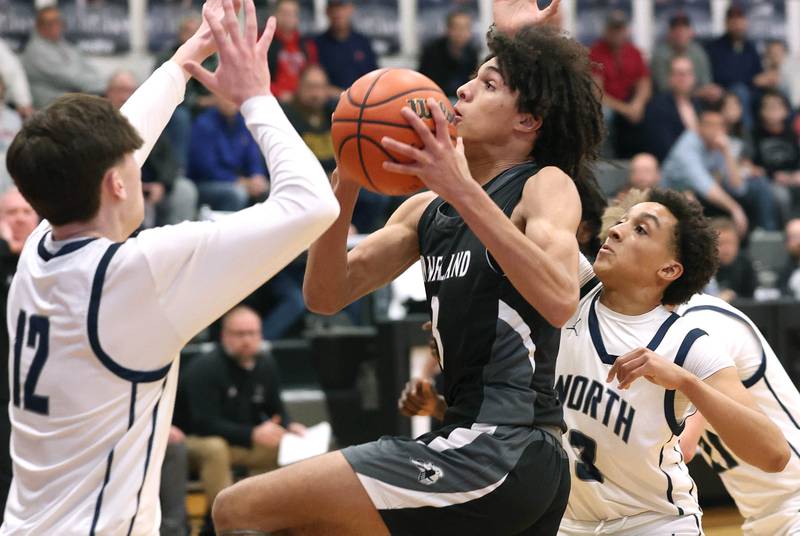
[387,189,439,232]
[512,166,579,227]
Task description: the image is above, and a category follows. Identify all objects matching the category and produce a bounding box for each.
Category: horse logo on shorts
[411,458,444,485]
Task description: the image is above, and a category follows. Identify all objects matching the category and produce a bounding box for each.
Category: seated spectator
[713,217,757,302]
[721,91,754,156]
[650,12,721,102]
[418,10,478,99]
[751,89,800,223]
[643,55,699,161]
[269,0,318,102]
[779,218,800,298]
[704,4,764,128]
[188,96,268,211]
[21,6,105,109]
[615,152,661,202]
[0,38,32,119]
[314,0,377,92]
[661,101,779,234]
[105,71,198,226]
[0,188,38,518]
[763,39,800,109]
[282,65,336,173]
[155,14,212,172]
[0,77,23,192]
[589,10,651,158]
[181,306,306,514]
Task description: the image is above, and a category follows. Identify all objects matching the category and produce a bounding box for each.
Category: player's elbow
[544,296,579,328]
[760,443,791,473]
[307,193,341,232]
[303,289,345,315]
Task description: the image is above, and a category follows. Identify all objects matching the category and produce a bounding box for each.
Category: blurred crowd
[2,2,800,533]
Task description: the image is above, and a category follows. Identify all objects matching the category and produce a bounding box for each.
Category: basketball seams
[357,87,448,109]
[356,69,390,192]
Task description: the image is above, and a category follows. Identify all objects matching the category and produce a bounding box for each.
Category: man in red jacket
[268,0,318,101]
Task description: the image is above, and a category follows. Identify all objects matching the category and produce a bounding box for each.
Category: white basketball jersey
[677,294,800,522]
[557,284,733,525]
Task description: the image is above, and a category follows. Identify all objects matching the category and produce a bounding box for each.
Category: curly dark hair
[576,171,607,259]
[486,25,604,182]
[646,189,719,305]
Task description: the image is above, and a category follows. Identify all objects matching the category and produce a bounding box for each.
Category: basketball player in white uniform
[556,189,789,535]
[1,1,339,533]
[677,294,800,536]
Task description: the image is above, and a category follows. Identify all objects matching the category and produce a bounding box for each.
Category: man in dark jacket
[181,305,305,511]
[418,10,478,98]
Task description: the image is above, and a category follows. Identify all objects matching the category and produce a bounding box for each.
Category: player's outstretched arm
[303,170,435,314]
[608,349,790,473]
[120,0,240,166]
[492,0,560,35]
[131,0,338,345]
[381,99,580,327]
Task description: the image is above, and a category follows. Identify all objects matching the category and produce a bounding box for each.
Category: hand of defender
[380,98,473,205]
[492,0,561,35]
[606,348,691,391]
[184,0,276,106]
[398,378,444,419]
[188,0,242,59]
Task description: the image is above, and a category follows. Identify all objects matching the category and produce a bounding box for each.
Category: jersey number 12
[13,310,51,416]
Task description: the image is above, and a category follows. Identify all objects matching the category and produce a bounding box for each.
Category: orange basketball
[331,68,457,196]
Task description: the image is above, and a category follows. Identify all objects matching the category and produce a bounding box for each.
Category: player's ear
[514,113,542,134]
[657,260,683,284]
[103,167,127,201]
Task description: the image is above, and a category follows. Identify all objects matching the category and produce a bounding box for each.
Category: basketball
[331,68,457,196]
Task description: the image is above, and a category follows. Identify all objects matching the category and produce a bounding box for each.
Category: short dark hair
[759,88,789,109]
[487,25,604,183]
[646,189,718,305]
[446,9,472,27]
[698,98,724,120]
[6,94,142,226]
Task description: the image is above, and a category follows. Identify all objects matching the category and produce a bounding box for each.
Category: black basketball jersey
[418,161,563,429]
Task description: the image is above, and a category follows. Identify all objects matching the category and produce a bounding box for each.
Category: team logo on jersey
[420,251,471,282]
[411,458,443,485]
[566,318,581,336]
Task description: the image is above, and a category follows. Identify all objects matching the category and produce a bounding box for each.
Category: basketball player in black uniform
[211,1,604,534]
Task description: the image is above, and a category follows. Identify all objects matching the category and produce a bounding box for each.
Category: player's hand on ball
[381,97,472,205]
[606,348,691,391]
[184,0,275,106]
[492,0,561,35]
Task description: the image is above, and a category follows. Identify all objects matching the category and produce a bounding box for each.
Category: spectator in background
[315,0,377,92]
[0,39,32,119]
[0,77,23,192]
[105,71,198,227]
[269,0,318,102]
[662,101,778,234]
[615,152,661,202]
[704,5,764,128]
[0,189,38,521]
[418,10,478,99]
[763,40,800,109]
[643,55,699,162]
[650,12,721,103]
[282,65,336,173]
[779,218,800,299]
[713,217,757,302]
[21,6,105,109]
[589,10,651,158]
[182,306,306,512]
[156,13,215,170]
[188,95,268,211]
[752,90,800,223]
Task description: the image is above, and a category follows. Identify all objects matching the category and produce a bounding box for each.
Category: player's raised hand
[492,0,561,35]
[381,97,473,206]
[171,0,242,67]
[184,0,276,106]
[607,348,691,391]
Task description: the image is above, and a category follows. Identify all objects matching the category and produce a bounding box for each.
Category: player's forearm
[679,374,789,472]
[120,61,186,167]
[303,179,361,314]
[454,186,578,327]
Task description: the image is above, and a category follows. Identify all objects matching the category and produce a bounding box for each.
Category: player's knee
[211,485,239,530]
